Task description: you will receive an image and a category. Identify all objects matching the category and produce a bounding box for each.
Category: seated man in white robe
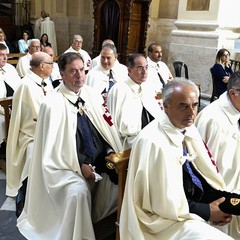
[16,39,41,78]
[195,71,240,238]
[64,34,92,72]
[6,52,54,208]
[120,78,239,240]
[147,42,173,94]
[107,53,163,150]
[0,43,21,147]
[88,39,116,71]
[17,52,123,240]
[86,43,128,102]
[42,46,61,88]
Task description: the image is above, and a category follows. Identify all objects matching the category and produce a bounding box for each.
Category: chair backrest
[210,68,218,103]
[230,59,240,72]
[173,61,189,79]
[105,148,131,240]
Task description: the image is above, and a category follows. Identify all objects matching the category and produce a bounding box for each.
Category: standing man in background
[40,13,58,55]
[33,10,46,39]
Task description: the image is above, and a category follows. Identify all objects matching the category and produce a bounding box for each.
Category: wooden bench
[7,53,26,66]
[0,96,13,172]
[7,53,58,66]
[105,148,131,240]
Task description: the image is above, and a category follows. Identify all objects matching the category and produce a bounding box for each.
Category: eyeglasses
[43,62,54,66]
[134,66,148,72]
[31,45,41,49]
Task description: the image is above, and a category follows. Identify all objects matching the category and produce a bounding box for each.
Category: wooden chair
[210,69,218,103]
[230,59,240,72]
[173,61,201,107]
[105,148,131,240]
[173,61,189,79]
[0,96,13,171]
[0,96,13,141]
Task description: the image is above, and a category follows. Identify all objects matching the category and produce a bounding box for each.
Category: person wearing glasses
[6,52,54,217]
[42,46,61,88]
[195,71,240,238]
[64,35,92,72]
[16,39,41,78]
[16,52,123,240]
[210,48,233,99]
[107,53,163,150]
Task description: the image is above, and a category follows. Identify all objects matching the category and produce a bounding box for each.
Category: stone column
[168,0,240,96]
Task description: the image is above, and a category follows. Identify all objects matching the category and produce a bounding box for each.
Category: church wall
[29,0,240,96]
[29,0,94,55]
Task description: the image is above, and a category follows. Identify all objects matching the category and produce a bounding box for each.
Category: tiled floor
[0,169,26,240]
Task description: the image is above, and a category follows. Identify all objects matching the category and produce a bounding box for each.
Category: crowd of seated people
[1,22,240,240]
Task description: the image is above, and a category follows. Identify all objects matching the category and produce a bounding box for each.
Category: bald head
[102,39,115,47]
[42,46,55,58]
[30,52,52,67]
[30,52,53,79]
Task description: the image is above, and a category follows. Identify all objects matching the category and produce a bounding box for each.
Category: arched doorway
[92,0,152,64]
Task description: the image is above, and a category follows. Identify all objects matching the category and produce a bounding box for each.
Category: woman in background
[40,33,51,50]
[210,48,233,98]
[0,29,13,53]
[18,30,30,53]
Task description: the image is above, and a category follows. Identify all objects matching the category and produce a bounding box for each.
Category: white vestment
[6,70,51,197]
[107,77,163,149]
[120,113,233,240]
[17,83,123,240]
[0,63,21,142]
[86,62,128,95]
[34,17,44,39]
[64,47,92,71]
[147,56,173,93]
[16,53,32,78]
[41,17,58,55]
[88,54,100,71]
[195,92,240,239]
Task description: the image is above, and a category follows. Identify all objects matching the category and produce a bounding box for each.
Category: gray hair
[227,70,240,95]
[29,39,40,45]
[162,77,199,104]
[101,43,117,54]
[72,35,83,42]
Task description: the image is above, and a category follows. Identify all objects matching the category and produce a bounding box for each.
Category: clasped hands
[209,197,232,226]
